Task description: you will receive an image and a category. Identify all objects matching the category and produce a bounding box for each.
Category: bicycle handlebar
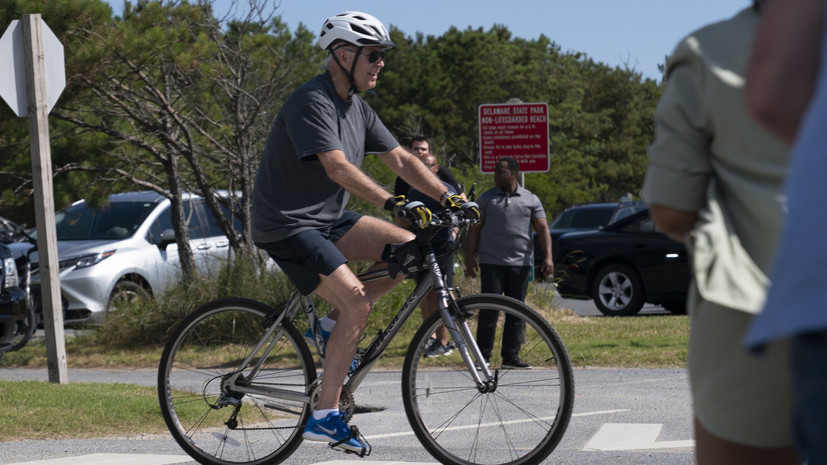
[396,208,477,238]
[429,209,477,228]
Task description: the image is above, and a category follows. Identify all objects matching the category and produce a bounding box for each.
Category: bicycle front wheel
[158,298,316,465]
[8,301,36,352]
[402,294,574,465]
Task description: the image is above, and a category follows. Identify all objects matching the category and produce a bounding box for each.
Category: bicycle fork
[424,252,497,391]
[437,291,497,391]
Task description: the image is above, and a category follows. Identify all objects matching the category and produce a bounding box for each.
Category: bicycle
[157,207,574,465]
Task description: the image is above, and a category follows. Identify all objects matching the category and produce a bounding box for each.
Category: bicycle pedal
[328,426,371,458]
[336,443,371,457]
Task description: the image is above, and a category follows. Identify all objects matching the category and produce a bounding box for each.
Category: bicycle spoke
[402,294,574,465]
[429,391,484,438]
[159,298,316,465]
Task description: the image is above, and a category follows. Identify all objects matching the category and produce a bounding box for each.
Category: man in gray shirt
[252,11,478,454]
[465,157,553,369]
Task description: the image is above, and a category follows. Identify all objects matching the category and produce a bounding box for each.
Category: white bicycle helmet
[319,11,395,50]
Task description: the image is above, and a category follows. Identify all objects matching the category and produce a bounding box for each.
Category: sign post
[0,15,67,383]
[478,102,549,174]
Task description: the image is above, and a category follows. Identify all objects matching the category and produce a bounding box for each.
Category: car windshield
[55,201,157,240]
[550,207,614,229]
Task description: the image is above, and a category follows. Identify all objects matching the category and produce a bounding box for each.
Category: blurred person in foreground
[742,0,827,462]
[641,1,798,463]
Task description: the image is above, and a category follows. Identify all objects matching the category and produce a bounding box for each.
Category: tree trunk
[165,157,196,281]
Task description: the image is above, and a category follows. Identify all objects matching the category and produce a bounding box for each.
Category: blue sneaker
[304,325,331,354]
[304,325,360,373]
[302,411,370,456]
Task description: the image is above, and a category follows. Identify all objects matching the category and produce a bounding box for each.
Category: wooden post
[22,14,67,384]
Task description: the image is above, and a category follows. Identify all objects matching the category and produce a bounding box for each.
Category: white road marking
[8,457,435,465]
[6,453,191,465]
[363,409,629,440]
[6,411,647,464]
[314,462,436,465]
[583,423,694,451]
[573,409,630,417]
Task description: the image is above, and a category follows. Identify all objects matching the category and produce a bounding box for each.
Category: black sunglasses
[338,47,388,64]
[364,50,387,64]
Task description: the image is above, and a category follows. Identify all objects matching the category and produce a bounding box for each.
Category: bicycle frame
[223,236,494,404]
[343,241,494,392]
[346,244,491,391]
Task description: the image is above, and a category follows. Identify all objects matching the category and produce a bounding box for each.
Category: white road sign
[0,19,65,117]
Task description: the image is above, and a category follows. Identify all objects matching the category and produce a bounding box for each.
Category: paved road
[0,368,694,465]
[551,292,672,318]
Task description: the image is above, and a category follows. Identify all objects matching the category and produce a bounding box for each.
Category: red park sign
[478,102,549,173]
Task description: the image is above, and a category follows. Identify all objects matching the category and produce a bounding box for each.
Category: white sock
[319,316,337,332]
[313,408,338,420]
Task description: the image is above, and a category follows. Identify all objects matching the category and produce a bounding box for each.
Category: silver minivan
[9,191,245,326]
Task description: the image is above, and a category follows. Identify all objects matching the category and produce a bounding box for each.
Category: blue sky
[104,0,749,80]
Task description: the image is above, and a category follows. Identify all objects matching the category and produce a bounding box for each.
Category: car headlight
[3,257,18,289]
[59,250,117,271]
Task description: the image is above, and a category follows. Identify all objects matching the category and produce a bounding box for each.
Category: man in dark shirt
[252,11,477,454]
[465,158,553,369]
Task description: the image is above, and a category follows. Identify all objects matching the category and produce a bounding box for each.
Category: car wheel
[591,264,644,316]
[107,280,149,316]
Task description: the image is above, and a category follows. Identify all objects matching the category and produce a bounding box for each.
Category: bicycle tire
[401,294,574,465]
[8,302,36,352]
[158,297,316,465]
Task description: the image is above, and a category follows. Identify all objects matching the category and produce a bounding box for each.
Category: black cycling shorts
[256,211,362,295]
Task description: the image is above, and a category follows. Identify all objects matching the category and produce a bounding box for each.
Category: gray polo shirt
[252,71,399,243]
[476,184,546,267]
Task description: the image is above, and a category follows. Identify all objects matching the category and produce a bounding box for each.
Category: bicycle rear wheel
[402,294,574,465]
[158,297,316,465]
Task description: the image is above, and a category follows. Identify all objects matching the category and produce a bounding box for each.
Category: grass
[0,381,170,440]
[0,264,689,441]
[556,314,688,368]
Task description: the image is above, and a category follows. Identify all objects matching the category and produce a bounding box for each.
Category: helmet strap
[331,46,362,102]
[347,47,363,100]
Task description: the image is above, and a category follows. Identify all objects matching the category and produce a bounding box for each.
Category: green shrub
[91,257,575,361]
[95,258,294,346]
[93,258,484,348]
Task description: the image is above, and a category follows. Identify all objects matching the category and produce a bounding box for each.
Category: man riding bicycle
[251,11,478,455]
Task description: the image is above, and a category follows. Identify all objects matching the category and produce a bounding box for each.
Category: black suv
[549,201,646,232]
[534,201,647,277]
[553,208,689,316]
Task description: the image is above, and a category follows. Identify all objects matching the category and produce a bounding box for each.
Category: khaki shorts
[688,286,792,448]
